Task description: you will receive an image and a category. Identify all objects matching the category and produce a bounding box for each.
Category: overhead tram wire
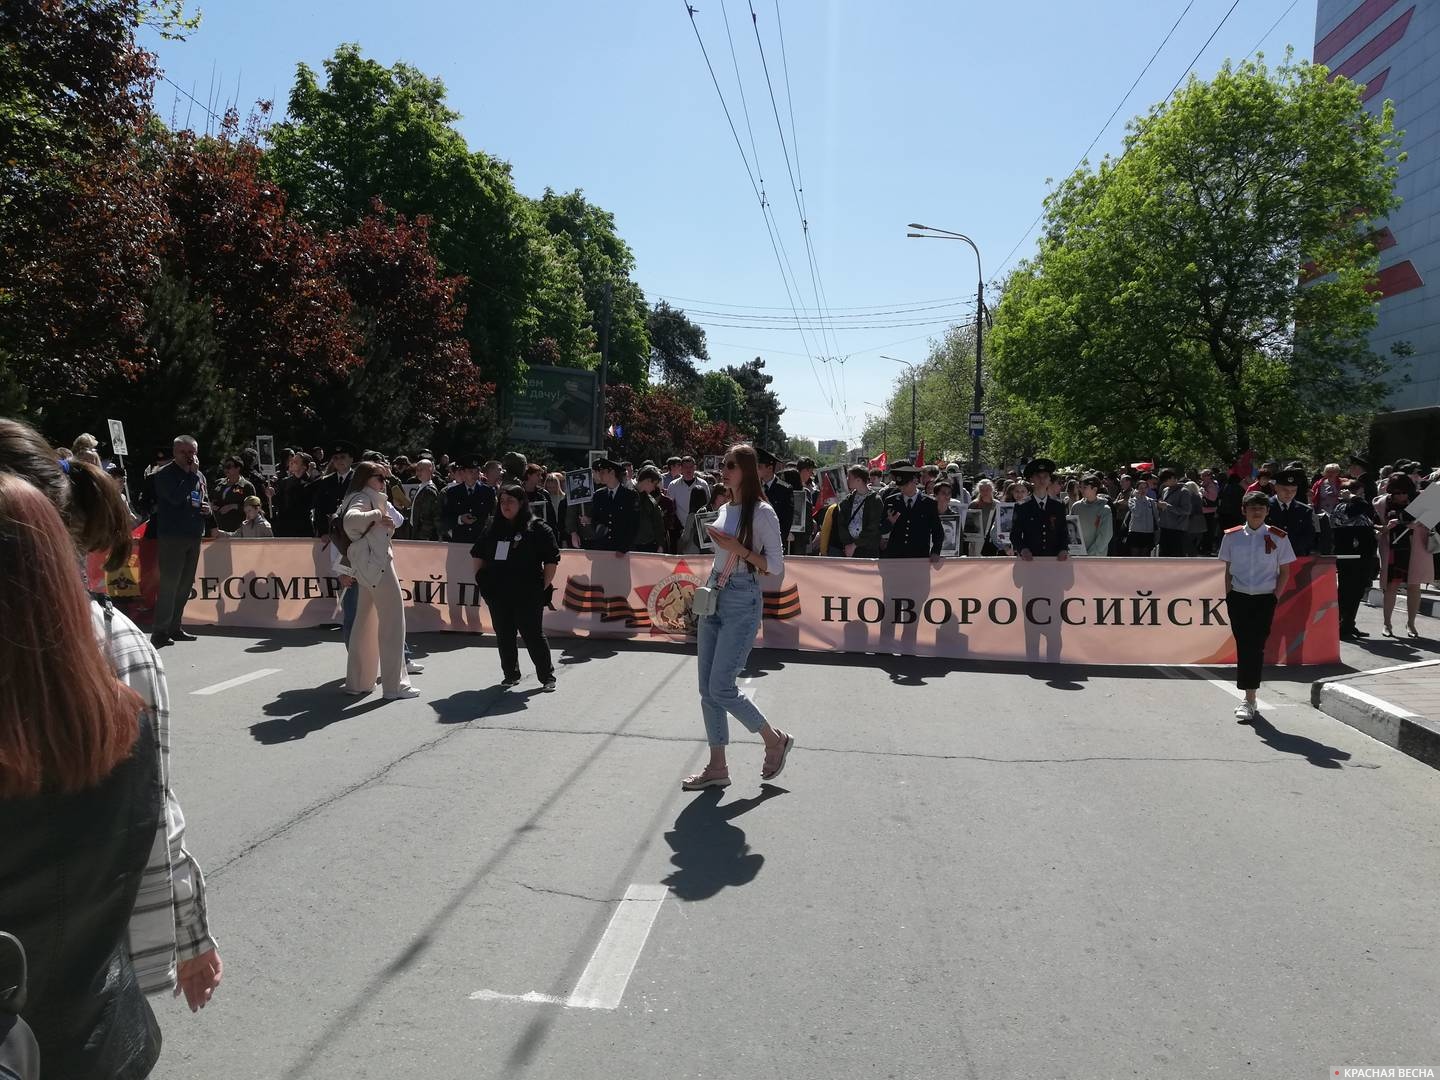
[683,2,843,430]
[1243,0,1301,61]
[991,0,1202,283]
[747,0,847,427]
[655,292,974,312]
[679,299,977,322]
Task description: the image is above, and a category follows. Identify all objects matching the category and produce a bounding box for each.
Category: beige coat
[342,488,395,587]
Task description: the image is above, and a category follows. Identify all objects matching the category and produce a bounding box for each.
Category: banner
[98,541,1339,666]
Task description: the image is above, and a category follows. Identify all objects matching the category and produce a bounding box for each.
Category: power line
[992,0,1202,282]
[684,2,842,430]
[676,298,977,321]
[1244,0,1301,61]
[690,315,970,331]
[656,292,973,312]
[1164,0,1244,102]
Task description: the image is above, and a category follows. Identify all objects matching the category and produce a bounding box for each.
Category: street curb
[1365,586,1439,619]
[1311,660,1440,772]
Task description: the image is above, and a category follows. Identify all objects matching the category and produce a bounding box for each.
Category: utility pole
[595,280,612,447]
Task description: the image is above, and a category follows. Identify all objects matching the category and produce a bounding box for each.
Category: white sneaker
[1234,702,1256,723]
[384,686,421,701]
[406,659,425,675]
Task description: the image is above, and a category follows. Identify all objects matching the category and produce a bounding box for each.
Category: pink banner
[94,540,1338,666]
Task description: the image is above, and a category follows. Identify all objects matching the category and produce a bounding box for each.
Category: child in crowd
[1217,491,1295,723]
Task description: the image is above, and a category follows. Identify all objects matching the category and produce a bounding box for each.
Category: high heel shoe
[1407,625,1421,639]
[1383,623,1395,637]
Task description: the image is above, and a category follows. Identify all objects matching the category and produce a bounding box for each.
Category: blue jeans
[696,571,769,746]
[342,584,411,659]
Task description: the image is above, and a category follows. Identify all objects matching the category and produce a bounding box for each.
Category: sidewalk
[1312,659,1440,771]
[1365,581,1440,619]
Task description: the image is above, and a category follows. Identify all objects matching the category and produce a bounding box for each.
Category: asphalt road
[145,599,1440,1080]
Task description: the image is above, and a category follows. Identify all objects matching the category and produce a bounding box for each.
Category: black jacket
[883,490,944,558]
[472,520,561,601]
[1010,494,1069,557]
[270,474,314,537]
[1266,495,1317,556]
[764,478,794,538]
[309,470,353,538]
[589,484,638,552]
[441,482,495,544]
[0,712,162,1080]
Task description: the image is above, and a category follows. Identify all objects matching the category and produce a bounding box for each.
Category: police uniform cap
[755,447,780,466]
[1022,457,1057,479]
[1349,454,1370,470]
[330,440,358,459]
[1274,469,1305,488]
[889,463,922,480]
[591,456,621,472]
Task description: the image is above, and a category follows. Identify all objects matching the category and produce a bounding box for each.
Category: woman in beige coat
[341,462,417,699]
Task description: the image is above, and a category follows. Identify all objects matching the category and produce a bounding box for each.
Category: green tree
[722,357,786,449]
[989,56,1404,467]
[647,301,709,390]
[534,188,650,386]
[697,370,748,431]
[263,45,593,390]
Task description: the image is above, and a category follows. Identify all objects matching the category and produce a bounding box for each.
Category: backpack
[329,494,373,557]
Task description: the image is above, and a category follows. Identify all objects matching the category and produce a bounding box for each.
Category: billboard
[507,365,598,448]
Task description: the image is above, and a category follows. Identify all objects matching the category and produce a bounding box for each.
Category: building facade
[1314,0,1439,462]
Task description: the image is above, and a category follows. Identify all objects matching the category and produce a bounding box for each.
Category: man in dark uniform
[881,463,944,564]
[441,456,493,544]
[588,457,638,552]
[309,440,355,537]
[1011,457,1070,560]
[1347,454,1377,503]
[1330,480,1379,640]
[1266,469,1316,556]
[755,447,794,541]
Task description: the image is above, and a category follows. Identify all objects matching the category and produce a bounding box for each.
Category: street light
[906,223,986,474]
[880,356,917,461]
[863,400,888,461]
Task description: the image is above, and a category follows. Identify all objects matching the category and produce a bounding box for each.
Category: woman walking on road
[472,484,560,690]
[682,444,794,791]
[340,462,417,699]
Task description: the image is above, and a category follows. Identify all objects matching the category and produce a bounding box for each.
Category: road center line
[564,883,669,1010]
[191,668,282,696]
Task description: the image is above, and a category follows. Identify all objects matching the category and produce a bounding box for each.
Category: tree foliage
[989,56,1404,467]
[721,357,786,450]
[647,300,709,390]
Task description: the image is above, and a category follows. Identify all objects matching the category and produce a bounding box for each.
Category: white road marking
[566,884,669,1010]
[1156,667,1292,709]
[191,668,282,696]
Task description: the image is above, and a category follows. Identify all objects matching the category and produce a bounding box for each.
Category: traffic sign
[968,412,985,437]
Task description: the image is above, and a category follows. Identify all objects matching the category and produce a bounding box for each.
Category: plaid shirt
[90,597,216,994]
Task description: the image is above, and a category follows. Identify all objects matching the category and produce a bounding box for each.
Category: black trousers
[1336,561,1372,631]
[1226,590,1277,691]
[490,593,554,680]
[154,535,201,635]
[1158,528,1188,557]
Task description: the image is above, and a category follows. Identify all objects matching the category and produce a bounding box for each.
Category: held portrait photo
[566,468,595,506]
[939,512,962,557]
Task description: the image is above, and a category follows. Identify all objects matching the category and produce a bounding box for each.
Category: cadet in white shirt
[1217,491,1296,723]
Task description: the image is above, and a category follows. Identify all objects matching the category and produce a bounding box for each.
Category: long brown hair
[727,444,766,549]
[345,461,387,495]
[0,473,143,797]
[0,418,134,571]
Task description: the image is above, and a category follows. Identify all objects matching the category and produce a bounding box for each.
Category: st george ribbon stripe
[565,884,669,1010]
[191,668,282,696]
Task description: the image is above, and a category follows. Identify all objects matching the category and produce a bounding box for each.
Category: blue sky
[145,0,1317,446]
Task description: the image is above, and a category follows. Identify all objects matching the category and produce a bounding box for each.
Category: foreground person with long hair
[682,444,795,791]
[0,472,164,1077]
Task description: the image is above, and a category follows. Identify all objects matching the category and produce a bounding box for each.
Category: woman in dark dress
[472,485,561,690]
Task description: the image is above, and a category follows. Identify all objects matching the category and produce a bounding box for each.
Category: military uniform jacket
[441,482,494,544]
[1010,494,1069,556]
[589,484,638,552]
[1265,495,1317,556]
[764,478,795,537]
[309,470,352,538]
[882,490,944,558]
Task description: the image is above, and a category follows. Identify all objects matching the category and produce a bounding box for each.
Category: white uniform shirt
[1218,523,1296,594]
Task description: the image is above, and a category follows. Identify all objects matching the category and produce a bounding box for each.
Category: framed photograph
[995,501,1018,547]
[401,482,424,502]
[939,512,962,557]
[566,468,595,506]
[255,435,276,477]
[819,464,846,504]
[696,510,721,552]
[702,455,721,474]
[790,491,809,534]
[588,450,606,469]
[962,506,985,543]
[1066,514,1087,556]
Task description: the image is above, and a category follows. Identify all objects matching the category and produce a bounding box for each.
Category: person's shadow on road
[250,681,388,743]
[1244,713,1353,768]
[662,785,787,901]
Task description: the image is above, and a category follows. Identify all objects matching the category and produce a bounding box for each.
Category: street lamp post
[880,356,917,461]
[906,224,985,475]
[863,400,888,462]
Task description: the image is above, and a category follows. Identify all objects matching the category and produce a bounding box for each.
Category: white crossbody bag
[692,552,739,618]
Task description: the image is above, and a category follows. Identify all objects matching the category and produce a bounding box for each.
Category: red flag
[868,450,887,472]
[815,469,837,519]
[915,438,925,471]
[1228,449,1255,479]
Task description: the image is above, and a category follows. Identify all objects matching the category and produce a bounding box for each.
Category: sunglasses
[722,459,738,470]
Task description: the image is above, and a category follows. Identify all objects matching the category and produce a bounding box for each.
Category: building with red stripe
[1314,0,1437,461]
